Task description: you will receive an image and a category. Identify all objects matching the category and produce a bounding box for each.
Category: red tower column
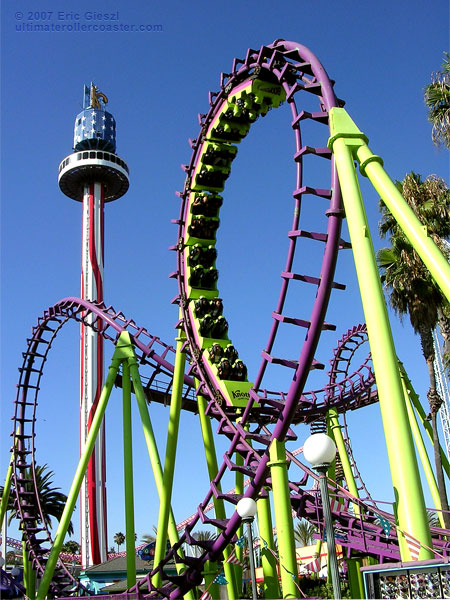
[58,83,129,567]
[80,181,107,566]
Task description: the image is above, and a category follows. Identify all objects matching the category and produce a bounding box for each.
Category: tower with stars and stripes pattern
[58,83,129,568]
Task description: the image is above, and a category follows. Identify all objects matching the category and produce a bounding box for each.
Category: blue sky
[1,0,449,550]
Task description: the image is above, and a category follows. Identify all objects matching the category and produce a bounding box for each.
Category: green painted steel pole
[346,557,365,600]
[0,458,13,531]
[330,107,450,304]
[327,412,364,597]
[318,468,342,600]
[327,408,360,516]
[197,390,239,600]
[122,360,137,587]
[268,439,299,598]
[23,539,36,600]
[356,147,450,304]
[399,362,450,479]
[234,451,244,592]
[202,561,219,600]
[128,360,182,547]
[256,493,280,599]
[36,348,122,600]
[152,335,187,588]
[328,111,433,560]
[128,347,194,600]
[398,363,445,527]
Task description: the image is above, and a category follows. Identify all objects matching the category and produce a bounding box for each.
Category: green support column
[23,540,36,600]
[314,538,322,572]
[328,107,433,560]
[398,363,445,527]
[354,144,450,304]
[327,411,364,597]
[0,457,13,531]
[197,390,239,600]
[36,337,125,600]
[346,557,365,600]
[129,349,194,600]
[122,360,137,587]
[327,408,360,515]
[256,493,281,598]
[268,439,299,598]
[234,451,244,595]
[152,333,187,588]
[203,561,219,600]
[399,362,450,479]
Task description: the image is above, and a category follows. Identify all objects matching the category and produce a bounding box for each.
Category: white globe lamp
[236,497,258,600]
[303,433,336,469]
[236,497,257,521]
[303,433,341,599]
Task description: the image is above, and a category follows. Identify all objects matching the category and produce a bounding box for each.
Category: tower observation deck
[59,83,129,201]
[58,83,129,567]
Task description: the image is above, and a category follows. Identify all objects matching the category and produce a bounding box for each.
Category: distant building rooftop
[80,553,177,595]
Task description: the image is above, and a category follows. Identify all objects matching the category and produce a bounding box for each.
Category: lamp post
[237,497,258,600]
[303,433,341,600]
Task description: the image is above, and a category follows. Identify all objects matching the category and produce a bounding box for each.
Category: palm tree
[114,531,125,553]
[379,173,450,360]
[377,172,450,529]
[191,529,214,557]
[193,529,214,541]
[1,463,74,535]
[427,510,440,528]
[141,525,158,545]
[424,52,450,149]
[294,519,317,547]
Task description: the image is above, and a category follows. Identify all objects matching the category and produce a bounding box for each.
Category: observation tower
[58,83,129,567]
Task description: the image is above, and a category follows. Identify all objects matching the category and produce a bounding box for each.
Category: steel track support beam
[23,539,36,600]
[234,451,244,579]
[256,492,281,598]
[197,389,239,600]
[399,362,445,528]
[0,453,13,532]
[36,334,127,600]
[268,439,299,598]
[399,361,450,479]
[122,360,137,587]
[327,411,364,597]
[328,107,433,561]
[346,557,365,599]
[327,407,360,516]
[128,341,194,599]
[152,332,187,589]
[354,147,450,306]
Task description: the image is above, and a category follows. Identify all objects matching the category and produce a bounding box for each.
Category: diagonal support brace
[328,109,433,561]
[329,107,450,303]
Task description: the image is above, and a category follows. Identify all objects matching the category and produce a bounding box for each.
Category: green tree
[427,509,440,528]
[378,173,450,359]
[141,525,158,544]
[5,550,19,566]
[114,531,125,552]
[425,52,450,149]
[191,530,214,558]
[193,529,214,541]
[61,540,80,554]
[294,519,317,547]
[377,172,450,529]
